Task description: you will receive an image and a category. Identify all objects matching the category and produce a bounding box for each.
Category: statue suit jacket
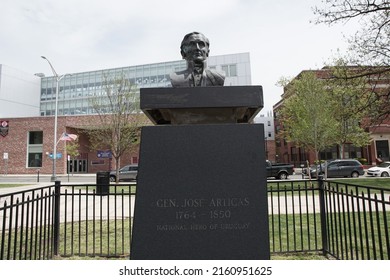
[170,69,225,87]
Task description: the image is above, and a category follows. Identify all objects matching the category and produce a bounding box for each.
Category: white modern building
[39,53,252,116]
[0,53,253,118]
[0,64,41,118]
[254,111,276,161]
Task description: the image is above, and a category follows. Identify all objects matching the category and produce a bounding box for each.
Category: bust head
[180,32,210,64]
[170,32,225,87]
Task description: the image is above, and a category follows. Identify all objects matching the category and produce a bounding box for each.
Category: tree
[86,75,146,183]
[325,61,372,158]
[313,1,390,121]
[279,66,372,166]
[278,72,338,164]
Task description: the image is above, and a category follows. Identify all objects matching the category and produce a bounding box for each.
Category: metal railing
[268,180,321,254]
[58,183,135,258]
[0,185,57,260]
[322,180,389,260]
[1,179,389,260]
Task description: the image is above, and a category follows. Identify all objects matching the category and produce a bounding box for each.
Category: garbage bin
[96,171,110,195]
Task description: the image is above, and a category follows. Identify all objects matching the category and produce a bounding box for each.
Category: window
[129,166,138,171]
[221,64,237,77]
[343,144,362,159]
[28,153,42,167]
[29,131,43,144]
[222,65,228,75]
[320,146,338,160]
[27,131,43,168]
[229,64,237,76]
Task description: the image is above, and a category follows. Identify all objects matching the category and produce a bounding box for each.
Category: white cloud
[0,0,358,111]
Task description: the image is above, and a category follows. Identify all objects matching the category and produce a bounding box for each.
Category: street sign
[48,153,62,159]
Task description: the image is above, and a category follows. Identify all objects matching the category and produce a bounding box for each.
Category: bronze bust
[170,32,225,87]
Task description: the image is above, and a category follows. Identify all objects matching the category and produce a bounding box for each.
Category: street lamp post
[41,56,69,182]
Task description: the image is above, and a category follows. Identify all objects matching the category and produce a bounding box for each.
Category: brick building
[0,115,144,175]
[273,67,390,167]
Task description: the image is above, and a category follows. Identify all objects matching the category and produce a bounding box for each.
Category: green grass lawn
[43,216,330,260]
[8,208,388,260]
[267,178,390,194]
[330,178,390,189]
[0,184,31,189]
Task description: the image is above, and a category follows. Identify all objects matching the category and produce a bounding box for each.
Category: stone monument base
[130,124,270,260]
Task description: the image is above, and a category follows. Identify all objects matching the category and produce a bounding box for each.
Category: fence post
[318,175,328,256]
[53,180,61,256]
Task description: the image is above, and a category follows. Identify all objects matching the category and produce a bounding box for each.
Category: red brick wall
[265,140,276,162]
[0,116,57,174]
[0,115,141,174]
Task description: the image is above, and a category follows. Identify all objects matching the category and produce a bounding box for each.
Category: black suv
[310,159,364,178]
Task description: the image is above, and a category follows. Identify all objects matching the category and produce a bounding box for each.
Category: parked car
[303,162,327,176]
[266,160,294,180]
[309,159,364,178]
[306,162,327,177]
[109,164,138,182]
[366,161,390,177]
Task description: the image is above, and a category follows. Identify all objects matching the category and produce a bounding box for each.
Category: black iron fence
[268,179,390,259]
[268,180,322,254]
[0,185,57,260]
[1,179,389,260]
[322,180,389,260]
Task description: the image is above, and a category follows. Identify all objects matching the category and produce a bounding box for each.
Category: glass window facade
[40,53,251,116]
[222,64,237,77]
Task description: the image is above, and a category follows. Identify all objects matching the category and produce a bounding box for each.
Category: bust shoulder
[169,70,192,87]
[169,68,226,87]
[205,69,225,86]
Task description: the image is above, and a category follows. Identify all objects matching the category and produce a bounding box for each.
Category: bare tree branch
[313,0,390,121]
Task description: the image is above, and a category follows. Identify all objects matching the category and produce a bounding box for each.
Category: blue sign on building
[48,153,62,159]
[97,150,112,158]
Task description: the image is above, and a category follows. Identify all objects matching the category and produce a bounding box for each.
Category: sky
[0,0,358,113]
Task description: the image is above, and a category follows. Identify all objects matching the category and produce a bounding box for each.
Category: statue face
[181,34,209,63]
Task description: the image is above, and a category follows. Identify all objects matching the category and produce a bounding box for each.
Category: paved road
[0,171,383,187]
[0,173,307,186]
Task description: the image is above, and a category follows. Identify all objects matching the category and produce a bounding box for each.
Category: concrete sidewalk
[0,173,97,184]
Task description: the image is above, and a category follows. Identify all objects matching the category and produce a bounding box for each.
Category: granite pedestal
[130,86,270,260]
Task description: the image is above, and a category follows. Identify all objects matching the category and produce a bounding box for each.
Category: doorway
[375,140,389,161]
[67,159,88,173]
